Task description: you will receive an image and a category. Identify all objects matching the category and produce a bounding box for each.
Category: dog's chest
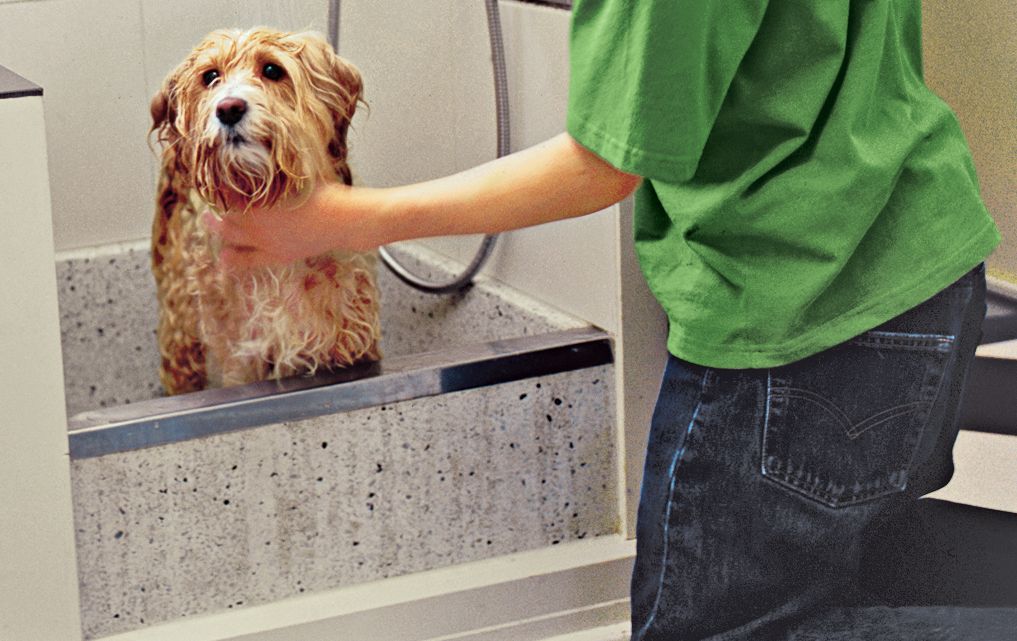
[184,199,377,347]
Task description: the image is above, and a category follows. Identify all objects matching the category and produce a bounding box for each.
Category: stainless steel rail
[67,327,613,459]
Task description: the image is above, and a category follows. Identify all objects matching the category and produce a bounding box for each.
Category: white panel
[0,95,82,641]
[340,0,494,187]
[339,0,620,331]
[428,2,620,333]
[473,2,618,332]
[499,1,572,153]
[0,0,152,251]
[614,198,669,538]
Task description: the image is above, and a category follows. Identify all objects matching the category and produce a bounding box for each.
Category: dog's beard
[191,113,316,211]
[193,139,280,209]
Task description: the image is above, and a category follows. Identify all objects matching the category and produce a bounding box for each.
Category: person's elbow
[610,169,642,202]
[565,134,642,208]
[591,163,641,211]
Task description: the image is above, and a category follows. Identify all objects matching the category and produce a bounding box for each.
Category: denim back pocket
[761,330,955,508]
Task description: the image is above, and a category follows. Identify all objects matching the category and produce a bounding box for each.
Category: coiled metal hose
[328,0,509,294]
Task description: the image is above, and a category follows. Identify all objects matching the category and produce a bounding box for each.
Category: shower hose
[328,0,509,294]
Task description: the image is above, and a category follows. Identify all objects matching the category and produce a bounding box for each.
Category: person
[207,1,1013,639]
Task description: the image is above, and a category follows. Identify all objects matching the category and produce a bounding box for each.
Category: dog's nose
[216,97,248,127]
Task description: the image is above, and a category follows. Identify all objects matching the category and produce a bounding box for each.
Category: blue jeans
[631,264,1017,640]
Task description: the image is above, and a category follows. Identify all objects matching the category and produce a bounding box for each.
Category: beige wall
[923,0,1017,281]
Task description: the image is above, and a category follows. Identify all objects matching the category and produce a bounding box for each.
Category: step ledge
[976,339,1017,360]
[93,535,636,641]
[538,623,632,641]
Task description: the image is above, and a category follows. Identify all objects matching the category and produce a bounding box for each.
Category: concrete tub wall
[57,240,618,639]
[71,363,617,639]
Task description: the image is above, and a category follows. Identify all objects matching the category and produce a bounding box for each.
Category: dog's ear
[150,84,170,133]
[149,66,195,184]
[326,54,363,186]
[292,34,364,185]
[150,74,183,151]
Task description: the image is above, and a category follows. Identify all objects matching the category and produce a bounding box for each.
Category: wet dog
[149,27,380,395]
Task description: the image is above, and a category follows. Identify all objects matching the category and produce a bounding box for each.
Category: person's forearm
[330,133,641,249]
[209,134,641,266]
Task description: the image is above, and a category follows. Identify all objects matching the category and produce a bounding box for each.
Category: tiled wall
[0,0,329,252]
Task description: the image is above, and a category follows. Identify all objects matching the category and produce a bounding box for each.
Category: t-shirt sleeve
[566,0,769,183]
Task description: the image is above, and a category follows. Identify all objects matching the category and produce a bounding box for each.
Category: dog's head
[150,28,363,210]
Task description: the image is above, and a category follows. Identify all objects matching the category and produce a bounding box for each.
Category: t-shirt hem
[665,220,1001,370]
[567,114,697,183]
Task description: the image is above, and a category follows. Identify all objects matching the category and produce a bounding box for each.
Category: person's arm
[207,133,641,268]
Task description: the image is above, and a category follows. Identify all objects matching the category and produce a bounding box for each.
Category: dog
[149,27,381,395]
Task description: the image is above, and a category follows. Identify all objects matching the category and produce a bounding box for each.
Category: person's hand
[203,181,356,270]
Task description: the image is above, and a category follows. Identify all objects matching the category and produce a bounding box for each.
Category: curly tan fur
[150,27,380,395]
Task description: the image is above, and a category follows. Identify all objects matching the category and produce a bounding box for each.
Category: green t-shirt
[567,0,1001,368]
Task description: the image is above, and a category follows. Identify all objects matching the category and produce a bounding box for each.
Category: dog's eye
[262,63,285,81]
[201,70,220,87]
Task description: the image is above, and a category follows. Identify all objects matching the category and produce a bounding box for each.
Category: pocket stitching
[770,388,931,440]
[761,331,952,509]
[846,401,929,438]
[770,387,851,431]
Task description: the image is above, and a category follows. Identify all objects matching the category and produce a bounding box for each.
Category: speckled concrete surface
[55,243,162,416]
[71,365,616,640]
[56,242,586,417]
[378,243,586,358]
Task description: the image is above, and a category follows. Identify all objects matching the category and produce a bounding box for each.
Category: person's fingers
[219,244,292,272]
[202,210,250,245]
[202,210,229,237]
[219,244,262,272]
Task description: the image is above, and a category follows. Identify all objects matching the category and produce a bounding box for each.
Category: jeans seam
[901,331,964,482]
[633,367,711,641]
[851,332,956,352]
